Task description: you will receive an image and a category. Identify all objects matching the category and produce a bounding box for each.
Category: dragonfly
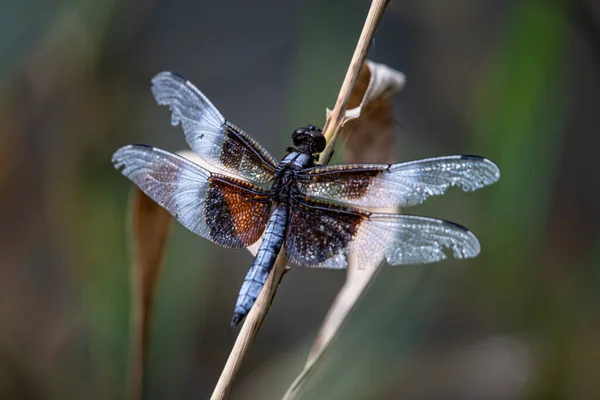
[112,72,500,327]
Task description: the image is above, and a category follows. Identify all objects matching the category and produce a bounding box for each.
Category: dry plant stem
[319,0,390,164]
[210,253,289,400]
[210,1,389,399]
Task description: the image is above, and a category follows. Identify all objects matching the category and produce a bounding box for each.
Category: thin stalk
[209,1,389,399]
[210,253,289,400]
[319,0,390,165]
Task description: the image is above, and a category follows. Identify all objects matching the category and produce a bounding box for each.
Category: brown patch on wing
[205,176,271,248]
[219,123,277,181]
[285,198,369,268]
[301,167,382,201]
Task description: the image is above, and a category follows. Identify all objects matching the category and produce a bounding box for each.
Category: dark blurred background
[1,0,599,398]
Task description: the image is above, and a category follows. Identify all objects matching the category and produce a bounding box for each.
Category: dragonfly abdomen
[231,204,288,327]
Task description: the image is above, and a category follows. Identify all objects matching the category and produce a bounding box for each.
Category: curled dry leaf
[283,60,405,400]
[337,60,405,163]
[325,60,405,162]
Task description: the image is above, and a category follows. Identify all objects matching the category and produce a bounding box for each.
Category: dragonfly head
[291,125,326,155]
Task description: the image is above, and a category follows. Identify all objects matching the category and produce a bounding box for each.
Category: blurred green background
[1,0,599,399]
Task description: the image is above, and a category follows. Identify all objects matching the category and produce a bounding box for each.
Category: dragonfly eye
[292,128,306,145]
[310,130,326,153]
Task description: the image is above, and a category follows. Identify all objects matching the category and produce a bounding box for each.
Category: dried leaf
[338,60,405,164]
[327,60,405,136]
[128,187,172,400]
[283,60,405,399]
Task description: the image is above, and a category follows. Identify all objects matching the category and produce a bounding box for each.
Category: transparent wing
[112,144,272,248]
[352,213,480,267]
[297,155,500,208]
[285,198,480,269]
[151,72,278,184]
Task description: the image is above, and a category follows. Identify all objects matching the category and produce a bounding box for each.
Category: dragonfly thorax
[270,163,302,205]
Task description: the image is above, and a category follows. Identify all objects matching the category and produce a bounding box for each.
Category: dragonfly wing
[113,144,272,247]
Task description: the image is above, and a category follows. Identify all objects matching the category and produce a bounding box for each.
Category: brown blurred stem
[129,189,172,400]
[209,1,389,399]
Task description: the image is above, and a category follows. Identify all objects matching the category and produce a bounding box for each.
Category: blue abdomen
[231,204,288,327]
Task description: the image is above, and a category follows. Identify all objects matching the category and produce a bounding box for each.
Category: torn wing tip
[111,144,154,168]
[482,158,501,184]
[467,157,501,190]
[442,221,481,260]
[151,71,183,84]
[151,72,187,105]
[461,230,481,259]
[111,144,133,164]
